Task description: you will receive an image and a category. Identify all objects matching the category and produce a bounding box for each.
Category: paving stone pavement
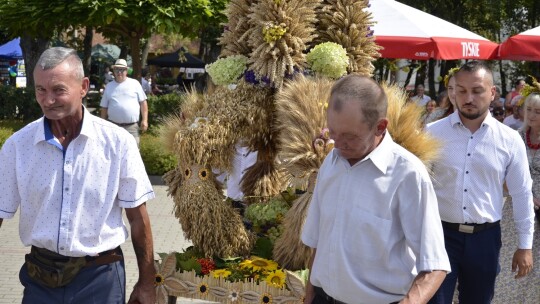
[0,178,216,304]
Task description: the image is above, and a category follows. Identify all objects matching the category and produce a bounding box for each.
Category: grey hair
[35,47,84,80]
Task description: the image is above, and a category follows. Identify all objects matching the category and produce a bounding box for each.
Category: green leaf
[251,237,273,260]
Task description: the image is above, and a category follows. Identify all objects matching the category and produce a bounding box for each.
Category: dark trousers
[428,224,502,304]
[20,258,126,304]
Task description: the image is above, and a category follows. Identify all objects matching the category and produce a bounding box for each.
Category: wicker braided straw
[173,163,254,258]
[270,74,334,269]
[315,0,381,76]
[383,83,441,167]
[247,0,321,88]
[219,0,256,57]
[274,74,333,187]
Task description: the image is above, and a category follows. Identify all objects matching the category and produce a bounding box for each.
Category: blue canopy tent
[0,38,23,59]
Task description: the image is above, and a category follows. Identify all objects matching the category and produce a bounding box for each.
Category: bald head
[329,75,387,128]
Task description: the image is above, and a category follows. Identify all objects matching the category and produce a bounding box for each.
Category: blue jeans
[428,224,502,304]
[20,258,126,304]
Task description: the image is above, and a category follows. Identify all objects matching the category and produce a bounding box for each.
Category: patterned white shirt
[0,108,155,256]
[302,133,450,304]
[427,111,534,249]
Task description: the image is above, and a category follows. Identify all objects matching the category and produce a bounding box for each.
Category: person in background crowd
[505,78,525,114]
[492,88,540,303]
[103,66,114,85]
[427,61,534,304]
[141,69,152,96]
[412,84,432,107]
[0,47,156,304]
[100,59,148,146]
[302,74,450,304]
[422,100,443,126]
[492,106,506,123]
[492,86,505,110]
[503,97,524,130]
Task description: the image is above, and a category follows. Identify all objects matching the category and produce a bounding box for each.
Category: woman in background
[493,89,540,303]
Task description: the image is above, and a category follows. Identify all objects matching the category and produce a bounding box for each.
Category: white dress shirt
[226,145,258,201]
[302,133,450,304]
[0,108,155,256]
[427,111,534,249]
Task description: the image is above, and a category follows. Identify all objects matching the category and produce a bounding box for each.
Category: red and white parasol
[367,0,499,60]
[498,26,540,61]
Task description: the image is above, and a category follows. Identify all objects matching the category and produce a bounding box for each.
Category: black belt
[112,121,137,126]
[313,287,399,304]
[442,220,500,234]
[314,286,347,304]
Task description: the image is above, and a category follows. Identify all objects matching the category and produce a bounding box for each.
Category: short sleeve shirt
[101,78,147,124]
[0,108,155,256]
[301,133,450,303]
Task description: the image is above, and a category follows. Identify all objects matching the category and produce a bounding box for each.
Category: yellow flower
[198,282,209,296]
[264,269,286,288]
[240,257,278,272]
[211,269,232,279]
[260,292,273,303]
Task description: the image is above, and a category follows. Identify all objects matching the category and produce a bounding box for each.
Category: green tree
[0,0,228,86]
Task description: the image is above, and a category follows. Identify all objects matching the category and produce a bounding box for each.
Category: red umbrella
[368,0,499,60]
[498,26,540,61]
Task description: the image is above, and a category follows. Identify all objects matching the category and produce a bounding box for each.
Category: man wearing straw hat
[100,58,148,146]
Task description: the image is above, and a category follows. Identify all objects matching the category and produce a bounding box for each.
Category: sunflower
[198,282,209,296]
[264,269,286,288]
[211,269,232,279]
[260,292,273,303]
[239,257,278,272]
[154,253,184,304]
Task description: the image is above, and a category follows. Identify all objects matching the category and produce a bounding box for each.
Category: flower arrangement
[306,42,349,79]
[154,250,308,304]
[206,55,249,86]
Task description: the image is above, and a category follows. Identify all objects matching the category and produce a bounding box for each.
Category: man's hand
[140,120,148,133]
[533,197,540,210]
[512,248,533,279]
[128,280,155,304]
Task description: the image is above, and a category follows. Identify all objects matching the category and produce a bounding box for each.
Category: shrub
[0,120,27,148]
[0,86,42,121]
[139,133,177,176]
[147,93,185,133]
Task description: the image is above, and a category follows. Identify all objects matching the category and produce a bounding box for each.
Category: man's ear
[375,118,388,136]
[81,77,90,97]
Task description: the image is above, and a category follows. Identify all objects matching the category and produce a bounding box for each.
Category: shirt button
[463,207,467,210]
[65,160,71,165]
[466,171,469,174]
[467,153,471,156]
[464,189,467,192]
[65,187,69,192]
